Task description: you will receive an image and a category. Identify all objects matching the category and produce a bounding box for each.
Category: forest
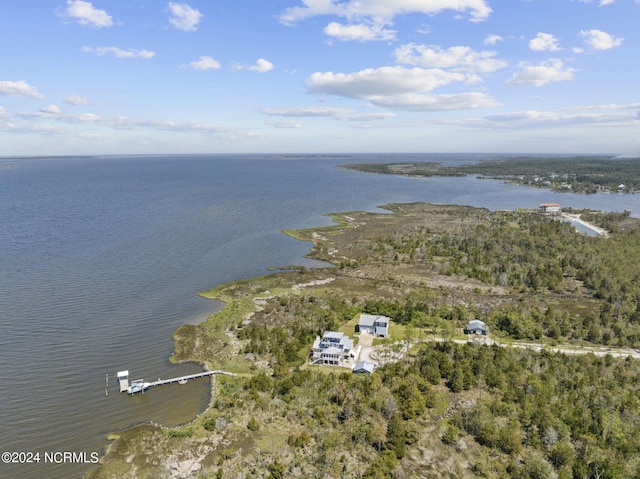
[90,204,640,479]
[342,156,640,193]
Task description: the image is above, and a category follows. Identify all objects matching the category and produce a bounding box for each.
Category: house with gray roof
[464,319,488,336]
[357,313,390,337]
[353,361,375,374]
[312,331,356,365]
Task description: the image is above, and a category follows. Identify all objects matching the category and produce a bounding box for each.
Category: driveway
[356,331,375,364]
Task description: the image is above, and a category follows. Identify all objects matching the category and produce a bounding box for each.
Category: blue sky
[1,0,638,156]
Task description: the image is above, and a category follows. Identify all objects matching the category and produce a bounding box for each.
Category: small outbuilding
[464,320,488,336]
[353,361,375,374]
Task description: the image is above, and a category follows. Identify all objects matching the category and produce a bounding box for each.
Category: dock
[117,369,235,395]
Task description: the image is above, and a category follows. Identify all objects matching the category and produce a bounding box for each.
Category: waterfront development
[3,154,640,478]
[92,199,640,478]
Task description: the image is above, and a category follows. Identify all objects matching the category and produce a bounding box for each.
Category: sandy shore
[560,212,609,237]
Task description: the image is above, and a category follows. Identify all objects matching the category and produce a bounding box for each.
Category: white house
[312,331,356,365]
[539,203,560,214]
[357,314,390,337]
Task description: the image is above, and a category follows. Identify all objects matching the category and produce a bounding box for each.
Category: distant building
[539,203,560,214]
[357,313,390,337]
[312,331,356,365]
[353,361,375,374]
[464,320,488,336]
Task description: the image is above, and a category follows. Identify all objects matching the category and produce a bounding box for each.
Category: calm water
[2,154,640,479]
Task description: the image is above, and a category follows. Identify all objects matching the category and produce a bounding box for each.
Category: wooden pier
[117,369,235,395]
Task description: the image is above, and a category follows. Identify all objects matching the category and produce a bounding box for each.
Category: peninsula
[341,156,640,194]
[89,203,640,479]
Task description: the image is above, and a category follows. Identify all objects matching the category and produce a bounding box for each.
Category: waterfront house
[539,203,560,214]
[357,313,390,337]
[464,320,488,336]
[312,331,356,365]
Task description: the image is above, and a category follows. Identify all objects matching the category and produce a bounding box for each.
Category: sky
[1,0,639,156]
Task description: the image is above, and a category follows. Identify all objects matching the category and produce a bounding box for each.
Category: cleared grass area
[337,314,361,337]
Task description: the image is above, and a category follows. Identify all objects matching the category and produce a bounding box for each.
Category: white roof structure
[324,331,344,340]
[465,320,488,331]
[359,314,377,327]
[353,361,375,374]
[322,346,342,356]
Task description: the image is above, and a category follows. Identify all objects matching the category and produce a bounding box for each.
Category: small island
[89,203,640,479]
[341,156,640,194]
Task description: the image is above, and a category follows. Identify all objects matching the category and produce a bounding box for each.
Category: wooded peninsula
[341,156,640,194]
[89,202,640,479]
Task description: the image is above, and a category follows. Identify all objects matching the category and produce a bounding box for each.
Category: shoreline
[559,212,609,237]
[88,217,346,476]
[88,201,638,478]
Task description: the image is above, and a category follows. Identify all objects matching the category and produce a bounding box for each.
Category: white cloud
[304,65,498,111]
[82,46,155,59]
[484,34,503,45]
[266,119,303,129]
[0,106,9,119]
[167,2,203,31]
[324,22,396,42]
[347,112,398,121]
[306,66,469,98]
[235,59,274,73]
[17,110,100,122]
[41,105,61,114]
[416,24,431,35]
[431,103,640,134]
[394,44,507,73]
[261,106,396,121]
[279,0,492,25]
[574,0,616,5]
[262,106,357,118]
[506,59,575,87]
[0,80,45,100]
[249,59,274,73]
[64,95,91,105]
[571,102,640,111]
[529,32,561,51]
[579,29,623,51]
[57,0,113,28]
[0,122,73,135]
[13,106,259,137]
[368,92,500,111]
[189,56,221,70]
[482,109,639,129]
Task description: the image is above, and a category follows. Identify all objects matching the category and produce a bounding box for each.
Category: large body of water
[2,154,640,479]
